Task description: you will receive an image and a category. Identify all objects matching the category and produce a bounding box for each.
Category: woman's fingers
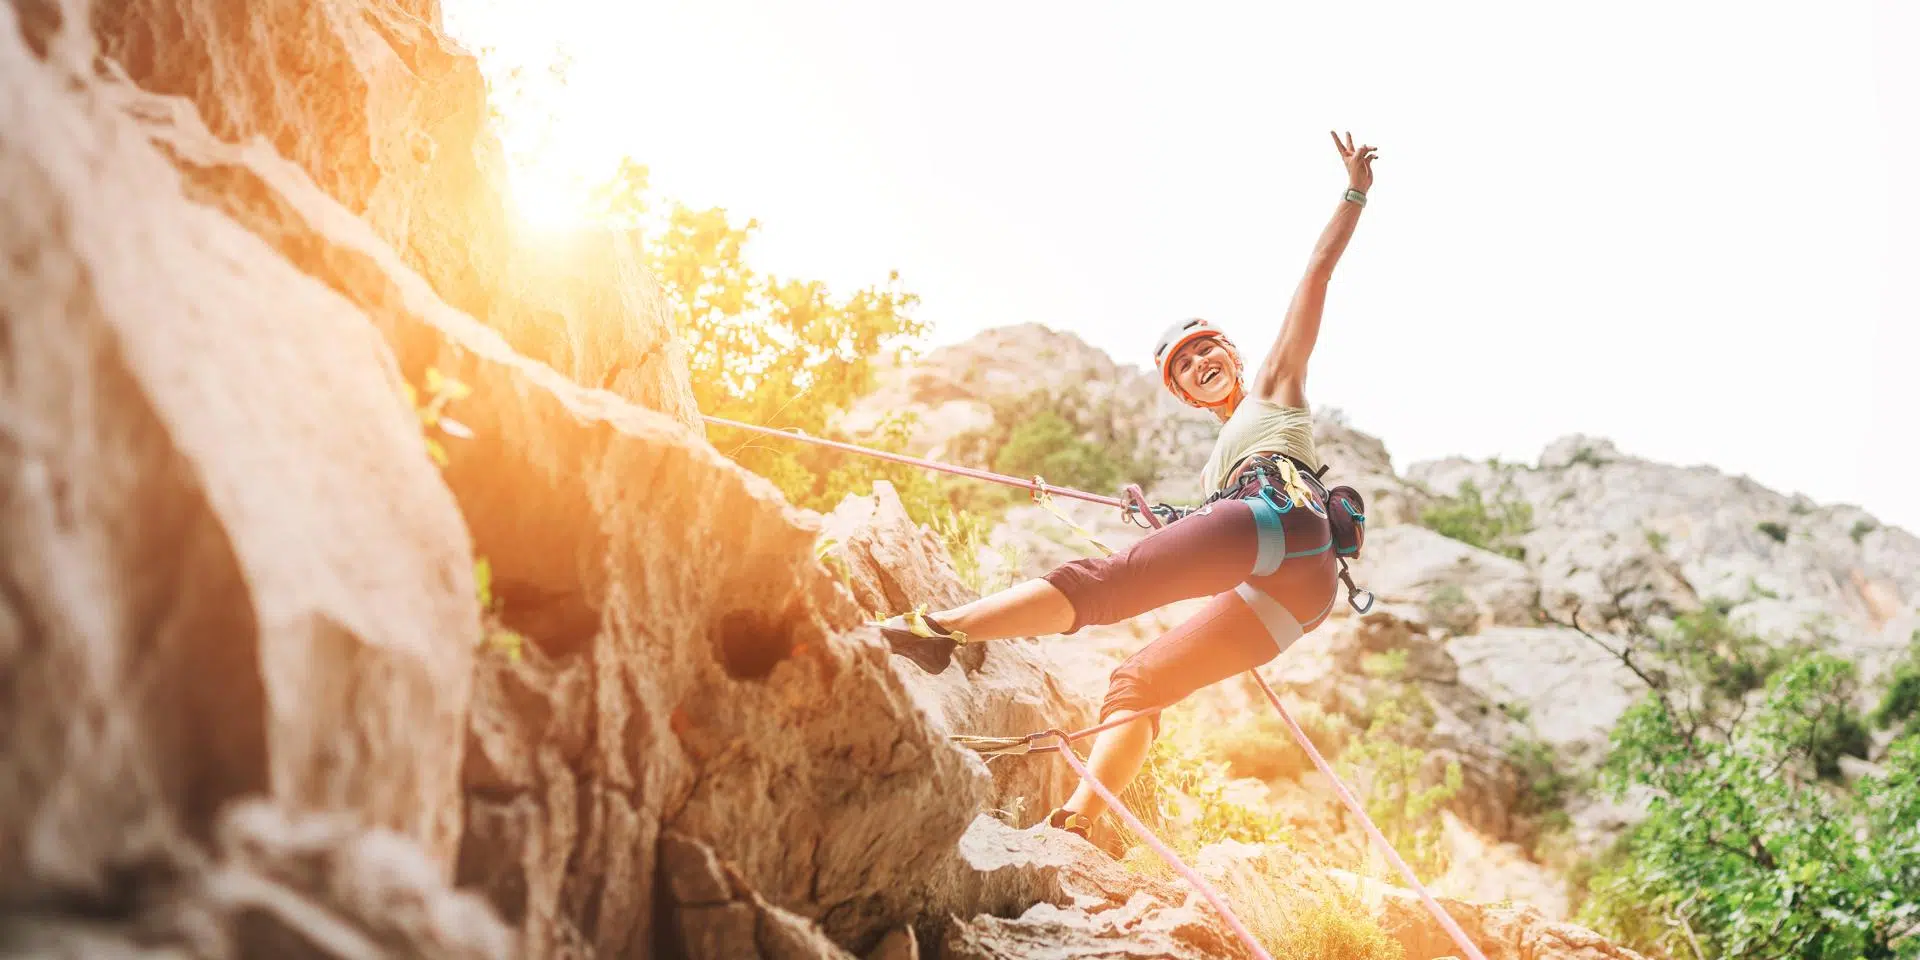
[1330,130,1349,155]
[1345,131,1356,152]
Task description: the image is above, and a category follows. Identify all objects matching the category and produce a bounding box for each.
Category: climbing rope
[703,415,1129,508]
[706,412,1485,959]
[1246,671,1489,960]
[702,415,1164,530]
[1043,724,1275,960]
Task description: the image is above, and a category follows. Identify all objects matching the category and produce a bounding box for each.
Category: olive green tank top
[1199,397,1321,494]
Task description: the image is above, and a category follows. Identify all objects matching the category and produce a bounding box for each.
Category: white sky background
[444,1,1919,535]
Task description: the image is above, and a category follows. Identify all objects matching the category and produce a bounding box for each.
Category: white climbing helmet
[1152,318,1243,409]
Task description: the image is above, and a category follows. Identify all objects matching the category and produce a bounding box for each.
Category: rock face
[5,1,1667,958]
[92,0,508,321]
[1,0,479,908]
[838,323,1221,500]
[8,2,984,957]
[819,483,1094,825]
[1358,525,1543,631]
[0,801,512,960]
[90,0,701,427]
[114,47,995,958]
[1411,437,1920,679]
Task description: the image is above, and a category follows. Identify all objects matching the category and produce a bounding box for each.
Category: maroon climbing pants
[1040,490,1339,735]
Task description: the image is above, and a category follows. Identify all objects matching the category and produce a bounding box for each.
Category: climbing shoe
[1045,808,1094,841]
[875,605,967,675]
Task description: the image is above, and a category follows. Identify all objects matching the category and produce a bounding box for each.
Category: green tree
[949,387,1164,497]
[1570,617,1914,958]
[594,161,954,521]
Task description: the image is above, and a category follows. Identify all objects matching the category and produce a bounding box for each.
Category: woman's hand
[1330,131,1377,193]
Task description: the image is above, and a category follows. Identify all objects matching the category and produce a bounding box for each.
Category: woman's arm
[1251,131,1377,408]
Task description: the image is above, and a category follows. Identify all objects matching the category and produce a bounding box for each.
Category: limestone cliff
[0,0,1658,957]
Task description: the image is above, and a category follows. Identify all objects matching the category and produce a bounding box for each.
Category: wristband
[1343,188,1367,207]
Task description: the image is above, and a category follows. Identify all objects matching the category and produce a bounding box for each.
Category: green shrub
[1208,705,1352,783]
[1643,528,1669,552]
[1272,902,1405,960]
[1417,478,1532,561]
[949,387,1163,495]
[1567,444,1609,468]
[1851,518,1879,544]
[991,410,1126,494]
[1873,632,1920,736]
[1338,654,1462,881]
[1122,714,1294,863]
[1423,584,1477,634]
[1756,520,1789,543]
[1655,607,1804,711]
[1505,736,1575,817]
[1578,655,1908,958]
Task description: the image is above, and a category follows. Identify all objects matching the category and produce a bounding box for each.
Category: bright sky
[444,1,1919,536]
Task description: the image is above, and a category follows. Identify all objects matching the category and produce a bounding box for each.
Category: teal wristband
[1343,188,1367,207]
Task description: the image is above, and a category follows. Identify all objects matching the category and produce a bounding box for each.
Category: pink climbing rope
[712,411,1487,958]
[1247,672,1490,960]
[703,415,1129,509]
[1043,724,1275,960]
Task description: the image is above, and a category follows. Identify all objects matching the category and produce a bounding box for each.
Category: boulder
[819,483,1101,841]
[2,1,478,912]
[91,0,702,427]
[20,4,999,955]
[1446,627,1646,759]
[1358,526,1542,630]
[92,0,509,321]
[0,801,511,960]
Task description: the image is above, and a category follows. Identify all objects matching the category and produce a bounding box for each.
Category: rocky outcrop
[819,483,1095,825]
[0,801,510,960]
[8,3,988,957]
[90,0,701,427]
[657,832,856,960]
[1374,888,1648,960]
[91,0,508,321]
[837,323,1221,500]
[1357,526,1543,632]
[942,896,1233,960]
[122,59,993,956]
[3,0,1687,957]
[1411,436,1920,681]
[2,0,479,910]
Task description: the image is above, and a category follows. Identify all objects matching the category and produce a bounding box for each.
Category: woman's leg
[1059,588,1282,821]
[933,500,1264,642]
[1061,711,1155,822]
[931,576,1078,640]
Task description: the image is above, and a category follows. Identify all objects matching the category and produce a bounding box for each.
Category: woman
[881,131,1378,841]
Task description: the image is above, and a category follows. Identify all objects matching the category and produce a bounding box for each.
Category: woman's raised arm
[1251,131,1377,408]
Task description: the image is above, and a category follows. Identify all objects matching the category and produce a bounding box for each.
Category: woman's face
[1171,337,1238,406]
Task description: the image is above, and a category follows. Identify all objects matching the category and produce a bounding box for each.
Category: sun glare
[507,164,597,232]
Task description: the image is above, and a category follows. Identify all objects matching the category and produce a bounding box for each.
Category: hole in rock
[495,578,600,659]
[714,609,794,680]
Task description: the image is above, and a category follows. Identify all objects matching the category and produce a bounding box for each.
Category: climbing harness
[1207,453,1375,614]
[703,413,1478,960]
